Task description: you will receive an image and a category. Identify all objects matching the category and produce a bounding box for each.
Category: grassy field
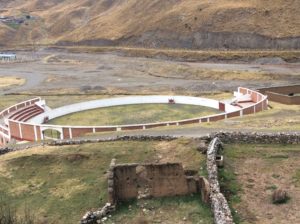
[0,139,212,224]
[220,144,300,224]
[202,101,300,131]
[0,76,25,88]
[48,104,219,126]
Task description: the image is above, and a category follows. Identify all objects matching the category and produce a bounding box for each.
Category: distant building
[0,53,16,60]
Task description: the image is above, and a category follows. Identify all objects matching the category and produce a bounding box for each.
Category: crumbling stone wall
[109,162,205,203]
[207,137,234,224]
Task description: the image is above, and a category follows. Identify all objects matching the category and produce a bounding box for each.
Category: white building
[0,53,16,60]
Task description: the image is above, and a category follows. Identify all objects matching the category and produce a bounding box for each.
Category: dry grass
[48,104,219,126]
[0,76,25,88]
[63,46,300,62]
[0,139,210,224]
[202,101,300,131]
[42,54,85,65]
[1,0,300,46]
[223,144,300,224]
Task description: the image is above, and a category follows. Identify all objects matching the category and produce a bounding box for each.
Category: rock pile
[81,203,116,224]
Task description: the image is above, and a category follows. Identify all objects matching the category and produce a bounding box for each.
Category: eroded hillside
[0,0,299,48]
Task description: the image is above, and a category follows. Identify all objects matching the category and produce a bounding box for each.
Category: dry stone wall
[207,137,234,224]
[211,132,300,144]
[1,132,299,156]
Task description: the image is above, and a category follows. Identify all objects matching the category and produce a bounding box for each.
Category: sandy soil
[0,48,299,95]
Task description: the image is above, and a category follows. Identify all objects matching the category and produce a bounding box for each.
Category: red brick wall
[145,123,166,129]
[219,102,225,111]
[209,114,225,122]
[242,106,255,115]
[251,92,258,103]
[71,128,93,137]
[178,119,199,125]
[63,128,70,139]
[201,118,208,123]
[227,111,240,118]
[9,121,21,139]
[239,88,248,95]
[255,102,263,113]
[21,124,35,141]
[36,126,41,141]
[122,126,144,131]
[95,127,117,132]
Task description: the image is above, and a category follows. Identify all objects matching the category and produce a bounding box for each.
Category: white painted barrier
[30,95,237,124]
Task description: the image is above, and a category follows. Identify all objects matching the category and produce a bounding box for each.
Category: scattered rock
[272,189,289,204]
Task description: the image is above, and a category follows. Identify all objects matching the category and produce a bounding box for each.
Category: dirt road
[0,49,299,95]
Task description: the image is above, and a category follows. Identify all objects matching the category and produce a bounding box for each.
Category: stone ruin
[81,159,210,223]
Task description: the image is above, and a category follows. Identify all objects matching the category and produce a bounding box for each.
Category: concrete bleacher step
[13,106,39,120]
[8,105,37,119]
[22,110,44,122]
[18,108,43,122]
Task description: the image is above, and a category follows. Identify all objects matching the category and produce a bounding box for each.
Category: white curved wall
[1,87,268,144]
[30,96,238,124]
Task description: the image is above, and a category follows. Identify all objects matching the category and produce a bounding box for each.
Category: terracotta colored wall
[63,128,70,139]
[122,126,143,131]
[242,106,254,115]
[255,102,263,112]
[71,128,94,138]
[178,119,199,125]
[227,111,240,118]
[95,127,116,132]
[219,102,225,111]
[251,92,258,103]
[145,123,166,129]
[9,121,21,139]
[209,114,225,122]
[20,124,35,141]
[36,126,41,141]
[239,87,248,95]
[201,118,208,123]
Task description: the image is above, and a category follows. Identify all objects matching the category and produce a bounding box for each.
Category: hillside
[0,0,300,49]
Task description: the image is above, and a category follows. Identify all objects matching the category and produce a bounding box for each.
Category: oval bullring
[0,87,268,145]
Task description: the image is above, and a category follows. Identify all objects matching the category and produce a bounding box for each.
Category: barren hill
[0,0,300,49]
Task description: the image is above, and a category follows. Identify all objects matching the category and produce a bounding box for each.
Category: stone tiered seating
[8,104,44,122]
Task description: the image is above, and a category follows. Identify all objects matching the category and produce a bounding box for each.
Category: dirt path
[0,49,299,95]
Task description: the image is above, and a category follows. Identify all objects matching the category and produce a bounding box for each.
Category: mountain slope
[1,0,300,49]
